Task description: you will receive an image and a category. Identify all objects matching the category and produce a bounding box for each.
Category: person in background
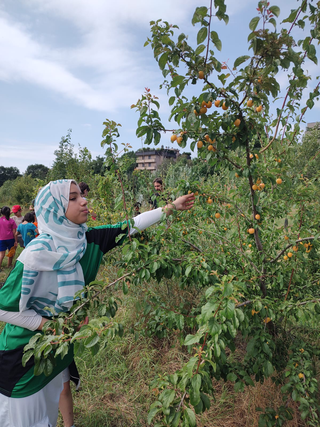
[11,205,24,247]
[0,206,18,270]
[149,177,165,210]
[32,211,39,237]
[78,181,96,220]
[17,213,38,248]
[133,202,141,216]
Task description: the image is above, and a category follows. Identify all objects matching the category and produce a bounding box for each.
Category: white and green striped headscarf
[18,180,87,316]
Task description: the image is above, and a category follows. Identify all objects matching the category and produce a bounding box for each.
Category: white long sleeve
[129,208,165,235]
[0,309,43,331]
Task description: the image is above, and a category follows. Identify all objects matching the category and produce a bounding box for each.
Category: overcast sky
[0,0,318,173]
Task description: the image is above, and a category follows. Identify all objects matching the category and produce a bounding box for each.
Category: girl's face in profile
[66,183,89,224]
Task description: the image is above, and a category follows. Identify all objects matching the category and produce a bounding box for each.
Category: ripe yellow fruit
[293,246,298,252]
[232,136,236,142]
[206,101,212,108]
[235,173,239,178]
[298,373,304,379]
[276,178,282,184]
[177,136,183,144]
[284,255,288,260]
[199,107,207,115]
[234,119,241,127]
[208,144,214,151]
[197,140,203,149]
[201,100,207,107]
[248,244,252,248]
[256,105,263,113]
[255,154,259,159]
[222,103,228,110]
[248,228,255,234]
[255,214,260,220]
[194,191,199,196]
[252,184,258,191]
[284,236,289,240]
[204,134,210,141]
[194,109,198,116]
[247,99,253,107]
[214,99,220,107]
[198,70,204,79]
[287,252,293,258]
[215,213,221,219]
[259,183,265,189]
[207,198,213,204]
[249,153,254,159]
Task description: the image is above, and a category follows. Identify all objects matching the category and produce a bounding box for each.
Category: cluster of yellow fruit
[249,153,259,160]
[246,99,262,112]
[197,134,217,152]
[194,100,213,116]
[283,252,293,261]
[170,131,187,145]
[252,178,265,191]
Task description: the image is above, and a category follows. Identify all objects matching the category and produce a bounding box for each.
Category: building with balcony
[135,147,183,171]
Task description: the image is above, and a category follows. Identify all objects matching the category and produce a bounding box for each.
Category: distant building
[135,147,188,171]
[306,122,320,130]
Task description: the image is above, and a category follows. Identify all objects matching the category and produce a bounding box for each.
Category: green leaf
[185,265,192,277]
[190,386,201,406]
[192,7,208,25]
[136,126,150,138]
[210,31,222,51]
[227,372,238,382]
[269,5,280,17]
[263,361,274,377]
[234,55,250,68]
[184,408,196,427]
[191,374,201,392]
[84,332,100,348]
[246,339,256,357]
[224,300,235,319]
[269,17,277,28]
[195,44,206,55]
[283,8,298,23]
[197,27,208,45]
[184,333,202,346]
[200,392,211,410]
[160,389,175,408]
[43,358,54,376]
[55,342,69,359]
[147,406,161,424]
[122,281,128,295]
[171,411,181,427]
[169,96,175,106]
[159,52,169,70]
[223,281,233,297]
[22,350,34,367]
[249,17,260,31]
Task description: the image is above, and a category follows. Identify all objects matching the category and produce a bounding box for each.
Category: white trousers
[0,372,63,427]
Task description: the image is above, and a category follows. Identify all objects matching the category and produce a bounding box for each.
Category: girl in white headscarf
[0,179,195,427]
